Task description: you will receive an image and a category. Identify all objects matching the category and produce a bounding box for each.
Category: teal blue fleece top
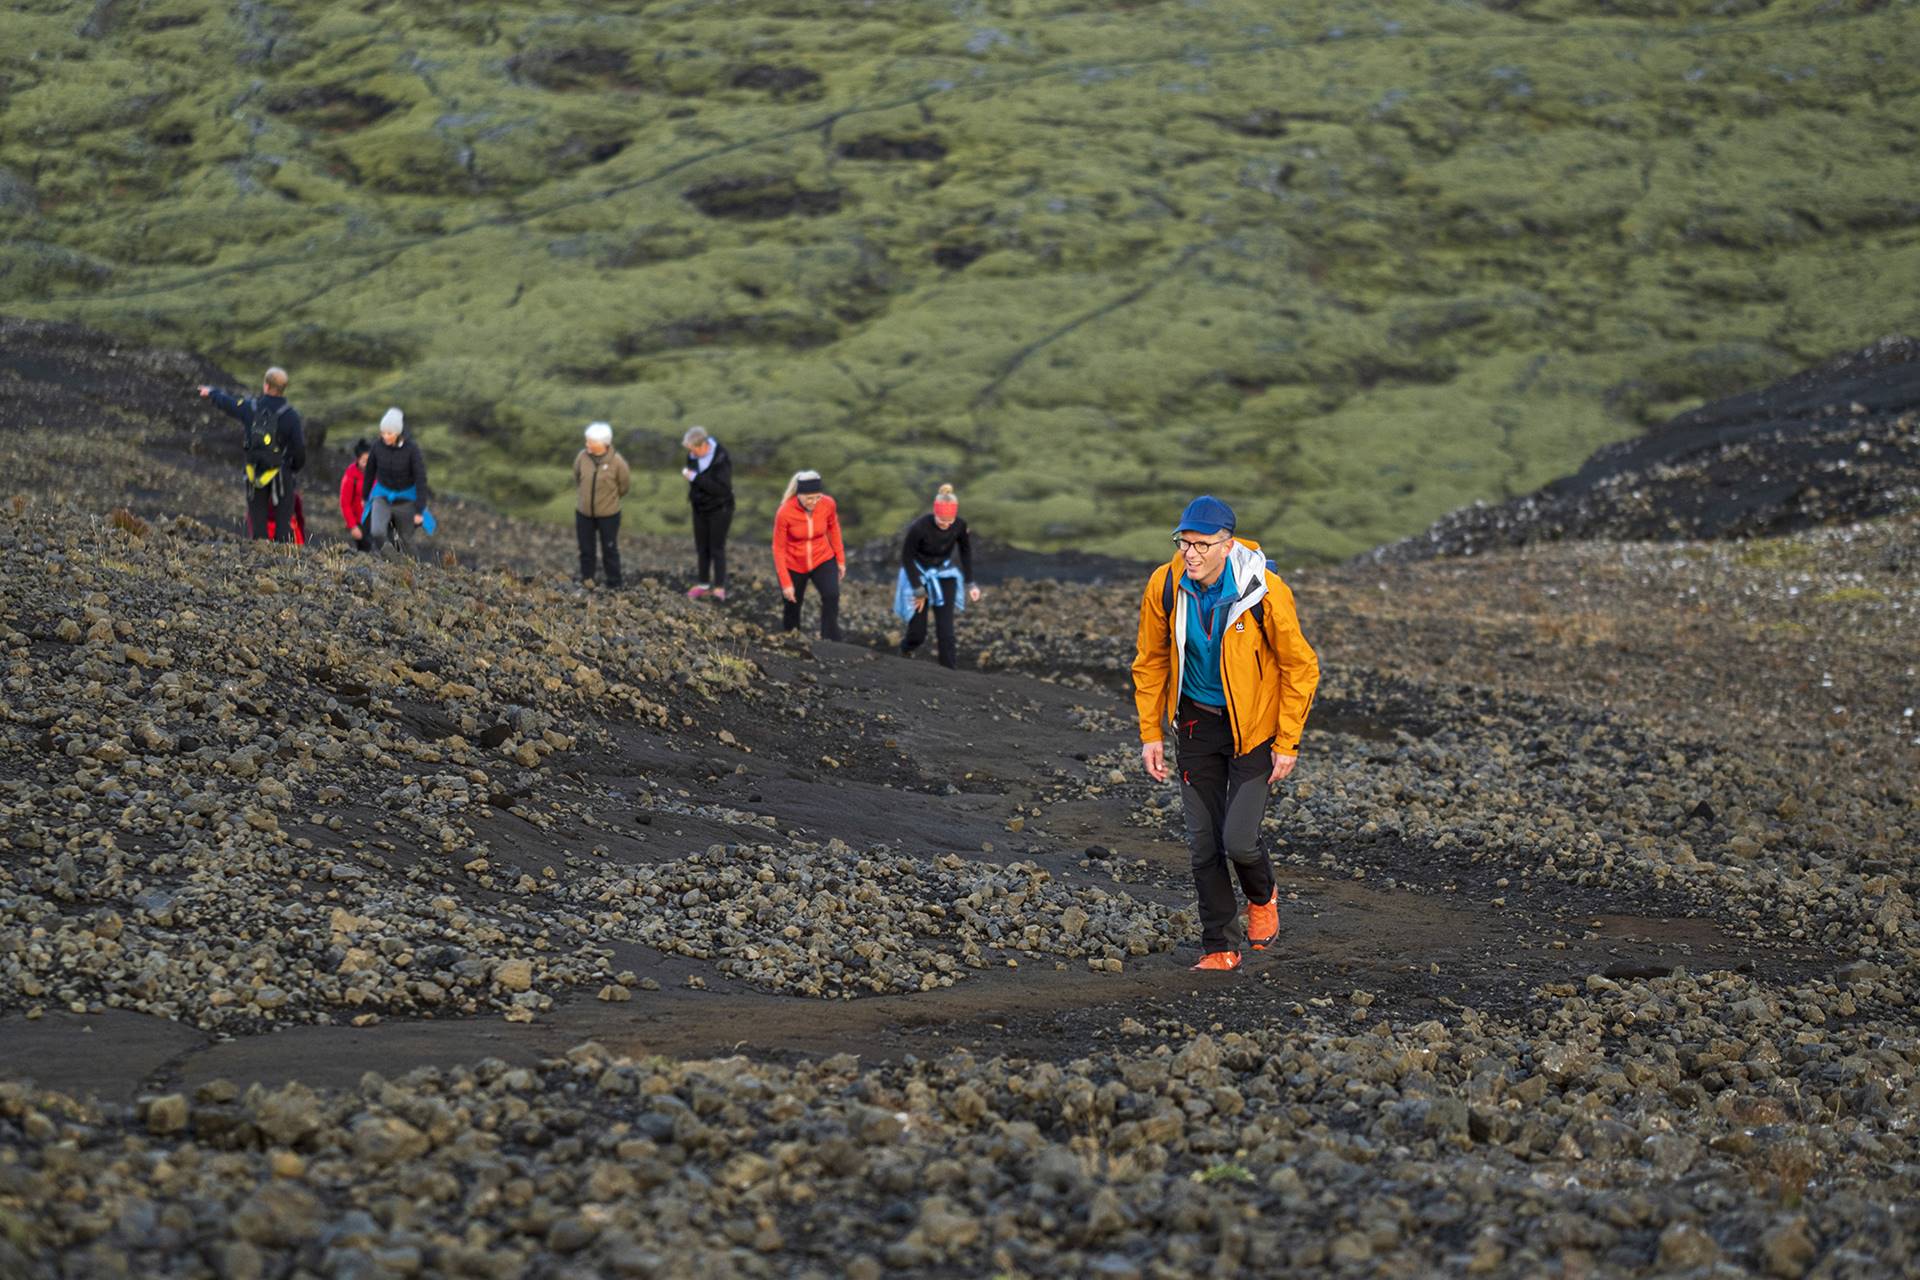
[1180,561,1236,708]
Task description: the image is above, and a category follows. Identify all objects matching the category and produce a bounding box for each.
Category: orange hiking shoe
[1247,891,1279,951]
[1190,950,1242,972]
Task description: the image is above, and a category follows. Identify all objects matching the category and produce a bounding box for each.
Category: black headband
[795,477,823,494]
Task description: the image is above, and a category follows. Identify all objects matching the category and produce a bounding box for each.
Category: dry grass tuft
[107,507,150,538]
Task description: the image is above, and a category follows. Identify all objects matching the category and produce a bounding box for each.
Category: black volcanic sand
[1376,334,1920,561]
[2,321,1918,1277]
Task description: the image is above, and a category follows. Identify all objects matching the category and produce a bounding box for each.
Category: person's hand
[967,585,981,604]
[781,585,796,603]
[349,525,362,540]
[413,513,425,527]
[838,563,846,580]
[1141,741,1168,782]
[682,467,696,482]
[912,595,926,614]
[1269,751,1298,784]
[196,385,211,398]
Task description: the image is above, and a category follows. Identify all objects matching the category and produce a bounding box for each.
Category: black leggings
[903,595,958,669]
[692,505,732,587]
[1174,697,1274,952]
[782,561,842,639]
[576,512,622,586]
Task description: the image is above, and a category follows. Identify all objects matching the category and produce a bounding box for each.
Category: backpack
[245,400,292,485]
[1161,556,1277,627]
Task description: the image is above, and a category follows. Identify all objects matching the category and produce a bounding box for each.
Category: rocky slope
[1375,333,1920,561]
[4,1,1919,559]
[1,322,1917,1276]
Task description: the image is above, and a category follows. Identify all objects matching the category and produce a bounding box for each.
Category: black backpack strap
[1160,565,1175,617]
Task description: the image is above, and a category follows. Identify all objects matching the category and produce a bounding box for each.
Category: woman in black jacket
[681,425,734,601]
[365,407,430,551]
[899,483,981,669]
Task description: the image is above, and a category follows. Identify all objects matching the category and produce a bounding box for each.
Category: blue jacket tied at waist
[893,562,966,622]
[362,484,437,535]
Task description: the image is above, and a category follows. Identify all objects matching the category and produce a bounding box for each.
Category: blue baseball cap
[1174,495,1235,536]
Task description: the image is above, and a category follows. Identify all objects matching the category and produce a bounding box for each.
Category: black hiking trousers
[691,504,732,588]
[576,512,623,587]
[1174,696,1275,953]
[782,561,842,639]
[903,596,958,668]
[245,479,295,543]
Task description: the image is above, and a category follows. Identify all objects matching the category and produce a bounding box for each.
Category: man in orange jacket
[1132,496,1319,971]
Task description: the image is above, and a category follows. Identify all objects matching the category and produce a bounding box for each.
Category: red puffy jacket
[772,494,845,590]
[339,460,369,533]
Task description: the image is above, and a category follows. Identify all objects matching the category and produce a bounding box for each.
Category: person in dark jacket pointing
[197,365,305,543]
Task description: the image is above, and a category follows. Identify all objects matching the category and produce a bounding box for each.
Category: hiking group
[201,368,1318,964]
[195,369,985,663]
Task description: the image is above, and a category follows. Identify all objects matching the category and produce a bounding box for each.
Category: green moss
[3,0,1917,559]
[1737,540,1817,570]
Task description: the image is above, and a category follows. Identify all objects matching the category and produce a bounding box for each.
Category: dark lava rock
[1373,335,1920,561]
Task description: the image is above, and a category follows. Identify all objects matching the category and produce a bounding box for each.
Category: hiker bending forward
[1132,495,1319,972]
[365,408,429,549]
[772,470,846,640]
[897,483,980,668]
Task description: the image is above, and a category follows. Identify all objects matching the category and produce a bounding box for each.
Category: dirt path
[0,635,1832,1102]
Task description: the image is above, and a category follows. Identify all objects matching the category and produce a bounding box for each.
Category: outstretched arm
[199,386,246,423]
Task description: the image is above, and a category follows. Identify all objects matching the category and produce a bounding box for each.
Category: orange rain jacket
[1132,538,1320,758]
[772,493,846,590]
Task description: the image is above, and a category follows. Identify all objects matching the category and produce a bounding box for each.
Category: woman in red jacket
[339,438,372,552]
[771,470,846,640]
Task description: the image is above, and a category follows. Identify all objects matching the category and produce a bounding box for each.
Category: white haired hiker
[574,422,631,588]
[894,483,980,669]
[681,425,734,601]
[772,470,846,640]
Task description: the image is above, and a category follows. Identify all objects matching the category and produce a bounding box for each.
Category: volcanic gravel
[4,325,1919,1277]
[566,842,1189,997]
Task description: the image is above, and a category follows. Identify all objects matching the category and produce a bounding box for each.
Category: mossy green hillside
[3,0,1917,560]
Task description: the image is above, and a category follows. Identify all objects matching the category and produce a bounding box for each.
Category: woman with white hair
[680,425,734,601]
[771,470,846,640]
[574,421,631,588]
[364,407,430,551]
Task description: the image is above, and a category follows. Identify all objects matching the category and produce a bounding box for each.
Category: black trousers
[903,596,958,668]
[245,481,294,543]
[576,512,622,586]
[692,505,732,587]
[782,562,842,639]
[1174,696,1275,952]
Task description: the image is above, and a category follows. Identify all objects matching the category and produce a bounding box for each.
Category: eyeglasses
[1174,535,1230,556]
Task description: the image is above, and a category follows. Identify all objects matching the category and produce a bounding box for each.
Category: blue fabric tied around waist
[362,484,436,535]
[893,562,966,622]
